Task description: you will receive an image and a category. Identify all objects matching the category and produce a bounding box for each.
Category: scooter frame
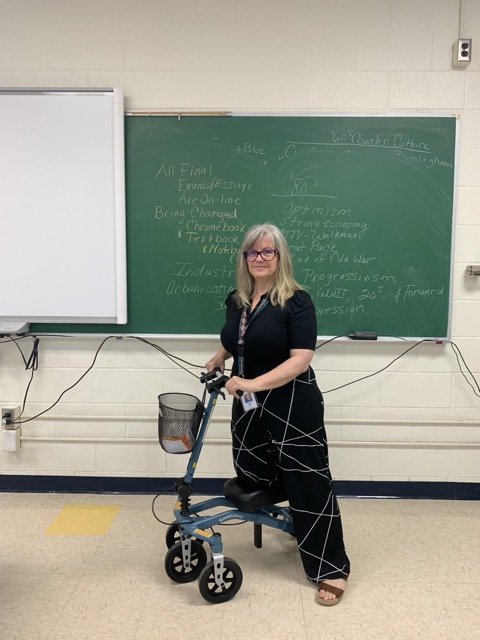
[163,369,294,603]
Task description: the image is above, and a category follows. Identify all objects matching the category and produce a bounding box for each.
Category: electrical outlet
[452,38,472,67]
[1,406,20,429]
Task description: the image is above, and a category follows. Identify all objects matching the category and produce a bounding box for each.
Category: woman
[206,223,350,605]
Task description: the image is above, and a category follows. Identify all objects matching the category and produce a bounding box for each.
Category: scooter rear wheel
[164,540,207,583]
[165,523,180,548]
[165,523,205,549]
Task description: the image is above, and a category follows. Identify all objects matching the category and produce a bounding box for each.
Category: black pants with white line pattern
[231,372,350,583]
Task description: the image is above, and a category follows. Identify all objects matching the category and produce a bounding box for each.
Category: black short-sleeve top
[220,289,317,379]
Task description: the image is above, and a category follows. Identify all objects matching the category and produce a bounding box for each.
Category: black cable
[14,336,116,425]
[323,338,434,394]
[130,336,235,375]
[6,334,214,426]
[131,336,202,379]
[7,334,478,425]
[151,490,247,530]
[315,335,345,349]
[5,327,294,425]
[0,335,29,366]
[450,341,480,397]
[25,337,40,370]
[151,485,178,526]
[17,367,36,421]
[1,337,40,423]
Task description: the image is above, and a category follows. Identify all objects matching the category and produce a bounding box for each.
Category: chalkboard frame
[29,112,458,340]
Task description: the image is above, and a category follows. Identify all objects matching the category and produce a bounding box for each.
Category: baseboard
[0,475,480,500]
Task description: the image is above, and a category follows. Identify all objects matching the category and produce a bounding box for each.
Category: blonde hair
[233,223,303,308]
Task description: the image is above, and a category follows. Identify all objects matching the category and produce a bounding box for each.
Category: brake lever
[200,369,229,396]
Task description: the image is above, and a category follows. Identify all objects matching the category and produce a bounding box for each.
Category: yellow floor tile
[45,504,120,535]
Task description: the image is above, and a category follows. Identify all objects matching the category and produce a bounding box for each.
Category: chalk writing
[330,130,431,153]
[155,206,185,222]
[185,220,246,233]
[302,269,395,286]
[133,114,454,338]
[154,164,175,178]
[178,178,252,192]
[394,285,445,303]
[316,304,365,316]
[167,280,230,296]
[179,163,213,177]
[393,151,453,170]
[171,263,234,279]
[283,202,351,217]
[236,141,267,165]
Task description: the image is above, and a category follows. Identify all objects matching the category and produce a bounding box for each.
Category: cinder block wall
[1,0,480,484]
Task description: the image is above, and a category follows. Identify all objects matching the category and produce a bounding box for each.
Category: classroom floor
[1,489,479,640]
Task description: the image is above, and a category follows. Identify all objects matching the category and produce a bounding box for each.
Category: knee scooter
[158,369,294,603]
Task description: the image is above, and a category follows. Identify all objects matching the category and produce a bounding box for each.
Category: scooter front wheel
[198,558,243,603]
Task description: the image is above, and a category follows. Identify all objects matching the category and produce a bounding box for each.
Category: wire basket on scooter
[158,393,204,454]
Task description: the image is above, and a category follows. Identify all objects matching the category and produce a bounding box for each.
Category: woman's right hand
[205,357,224,374]
[205,352,228,373]
[205,346,231,373]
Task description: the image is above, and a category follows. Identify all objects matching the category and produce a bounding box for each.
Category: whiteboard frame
[0,87,127,324]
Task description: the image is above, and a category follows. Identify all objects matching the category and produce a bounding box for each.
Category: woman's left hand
[225,376,254,400]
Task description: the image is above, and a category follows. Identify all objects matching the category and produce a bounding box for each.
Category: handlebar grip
[199,367,222,384]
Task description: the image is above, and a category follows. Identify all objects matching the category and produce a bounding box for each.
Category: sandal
[316,576,348,606]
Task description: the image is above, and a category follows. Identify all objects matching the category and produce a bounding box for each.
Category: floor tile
[0,574,80,640]
[23,535,102,575]
[84,537,163,578]
[135,586,224,640]
[46,504,120,535]
[50,575,149,637]
[2,492,480,640]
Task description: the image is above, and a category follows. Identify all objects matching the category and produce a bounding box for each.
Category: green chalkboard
[32,114,456,338]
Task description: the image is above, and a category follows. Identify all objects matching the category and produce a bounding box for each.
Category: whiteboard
[0,88,127,324]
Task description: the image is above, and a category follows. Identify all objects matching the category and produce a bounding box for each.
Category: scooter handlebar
[200,368,230,396]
